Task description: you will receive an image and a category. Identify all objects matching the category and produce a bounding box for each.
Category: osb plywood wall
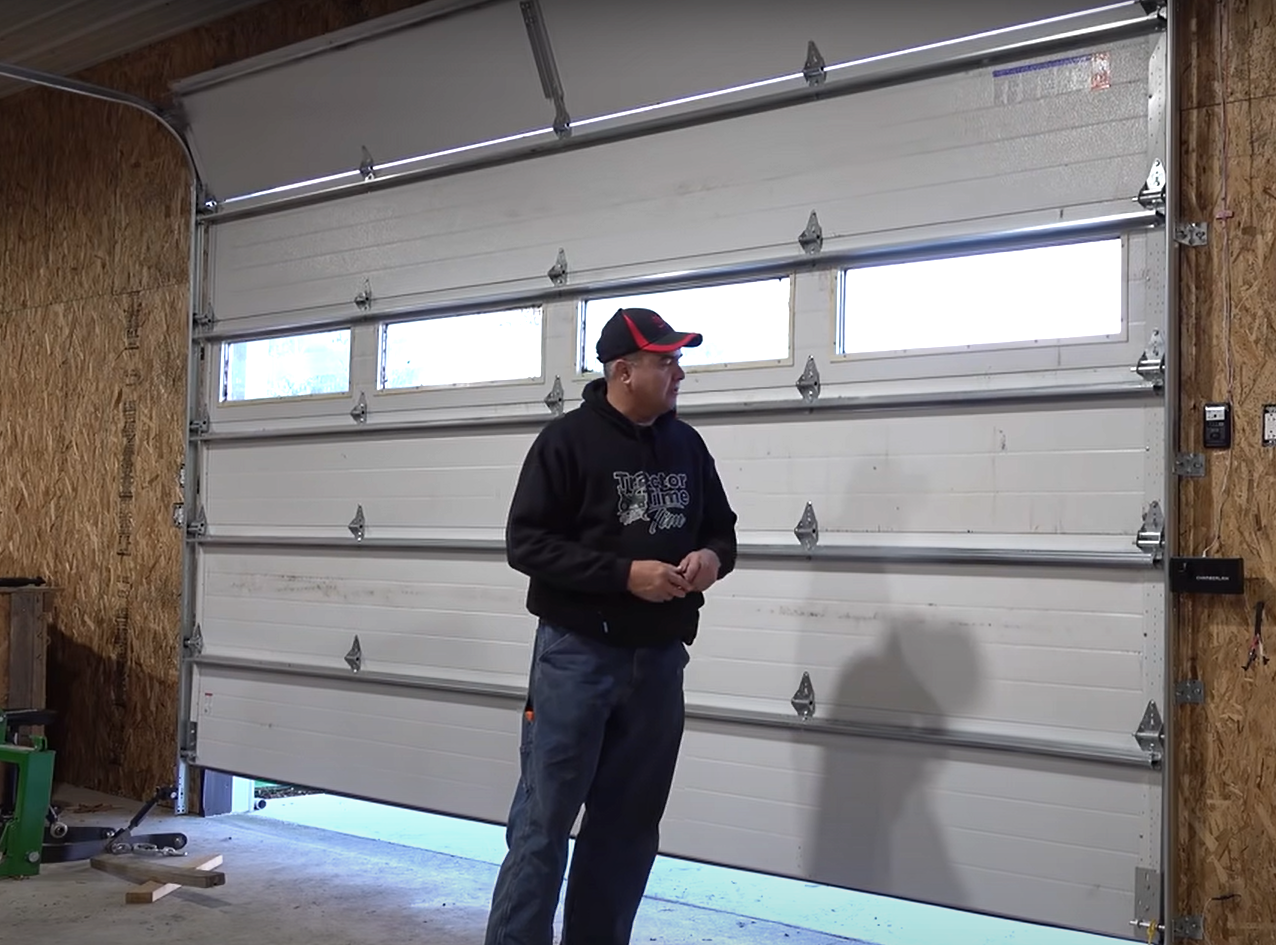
[0,0,428,800]
[1176,0,1276,941]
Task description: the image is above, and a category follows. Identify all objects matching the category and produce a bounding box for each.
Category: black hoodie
[505,377,738,647]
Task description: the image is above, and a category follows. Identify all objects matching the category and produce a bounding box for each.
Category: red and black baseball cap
[596,307,703,364]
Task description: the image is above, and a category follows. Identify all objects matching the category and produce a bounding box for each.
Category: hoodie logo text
[614,472,689,534]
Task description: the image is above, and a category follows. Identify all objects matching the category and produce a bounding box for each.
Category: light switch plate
[1264,405,1276,447]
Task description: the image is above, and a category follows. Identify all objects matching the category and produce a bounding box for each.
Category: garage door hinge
[359,146,376,182]
[185,507,207,539]
[798,211,824,254]
[1174,452,1205,478]
[791,672,816,719]
[803,41,826,87]
[193,309,215,332]
[548,248,569,285]
[1134,501,1165,561]
[354,280,374,312]
[1135,159,1167,214]
[350,392,368,424]
[1175,679,1205,704]
[348,505,366,542]
[1174,222,1208,247]
[796,356,821,404]
[188,413,210,436]
[1174,915,1204,940]
[794,502,819,552]
[545,376,565,416]
[183,624,204,659]
[345,635,364,673]
[1133,700,1164,763]
[1132,329,1166,387]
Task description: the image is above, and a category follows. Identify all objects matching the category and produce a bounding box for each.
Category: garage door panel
[195,670,520,822]
[209,39,1152,321]
[664,726,1148,935]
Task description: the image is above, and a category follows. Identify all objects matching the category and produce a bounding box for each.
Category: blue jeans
[484,621,689,945]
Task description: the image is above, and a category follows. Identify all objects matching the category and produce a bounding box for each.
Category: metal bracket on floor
[1132,328,1166,387]
[1175,679,1205,704]
[803,41,826,87]
[1134,158,1167,214]
[795,356,821,404]
[354,279,374,312]
[348,505,367,542]
[791,672,816,719]
[183,624,204,659]
[1134,501,1165,562]
[1174,452,1205,478]
[1174,222,1208,246]
[1132,700,1164,764]
[345,635,364,673]
[548,248,569,286]
[359,145,376,181]
[794,502,819,552]
[350,391,368,424]
[545,376,565,416]
[798,210,824,254]
[185,507,207,540]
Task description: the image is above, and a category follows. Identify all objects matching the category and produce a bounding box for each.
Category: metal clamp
[348,505,367,542]
[793,503,819,552]
[544,376,565,416]
[803,41,826,87]
[791,672,816,719]
[1174,452,1205,478]
[1175,679,1204,704]
[798,211,824,254]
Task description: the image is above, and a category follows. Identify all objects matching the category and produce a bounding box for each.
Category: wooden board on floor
[90,853,225,889]
[126,854,224,904]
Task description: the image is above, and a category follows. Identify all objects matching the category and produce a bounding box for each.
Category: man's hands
[627,560,692,602]
[626,549,721,602]
[676,548,720,592]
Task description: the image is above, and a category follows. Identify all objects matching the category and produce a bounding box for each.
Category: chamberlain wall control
[1203,402,1232,449]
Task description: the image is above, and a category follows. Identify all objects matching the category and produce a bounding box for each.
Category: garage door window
[838,238,1124,356]
[380,307,543,390]
[579,278,791,374]
[220,329,351,402]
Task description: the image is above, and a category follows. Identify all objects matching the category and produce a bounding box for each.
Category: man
[485,307,739,945]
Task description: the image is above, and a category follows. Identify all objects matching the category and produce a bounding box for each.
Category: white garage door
[173,2,1173,938]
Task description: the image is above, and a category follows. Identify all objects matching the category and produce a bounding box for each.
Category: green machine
[0,709,57,878]
[0,709,187,878]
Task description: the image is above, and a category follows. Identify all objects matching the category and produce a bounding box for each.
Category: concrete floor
[5,787,869,945]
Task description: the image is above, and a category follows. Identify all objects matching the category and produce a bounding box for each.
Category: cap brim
[641,331,702,353]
